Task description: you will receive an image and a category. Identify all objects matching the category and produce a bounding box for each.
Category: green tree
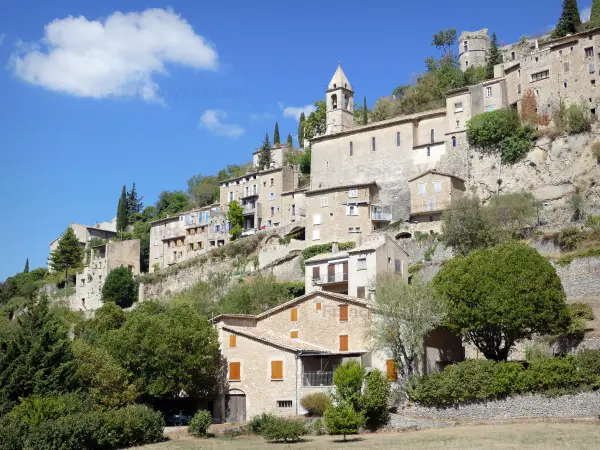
[117,185,128,232]
[361,369,391,431]
[126,182,143,222]
[591,0,600,26]
[257,133,272,170]
[363,96,368,125]
[100,303,220,399]
[76,302,126,345]
[332,361,365,411]
[273,122,280,145]
[302,100,327,141]
[298,112,306,148]
[441,196,494,256]
[132,220,150,273]
[324,402,364,441]
[218,274,294,315]
[49,227,84,285]
[287,132,293,146]
[227,200,244,241]
[0,296,76,415]
[433,242,570,361]
[102,266,137,308]
[299,148,311,175]
[369,274,446,379]
[432,28,457,55]
[156,190,190,218]
[486,32,502,79]
[23,259,29,274]
[553,0,582,38]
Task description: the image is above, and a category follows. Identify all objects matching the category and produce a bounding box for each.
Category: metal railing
[302,371,334,387]
[313,272,348,285]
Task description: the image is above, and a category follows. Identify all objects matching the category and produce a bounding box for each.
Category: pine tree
[591,0,600,26]
[257,133,272,170]
[126,182,143,218]
[362,97,368,125]
[273,122,280,145]
[117,185,128,232]
[287,133,293,146]
[49,227,84,285]
[23,258,29,273]
[486,33,502,80]
[298,113,306,148]
[553,0,582,38]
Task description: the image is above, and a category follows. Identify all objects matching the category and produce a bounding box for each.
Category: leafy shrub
[248,412,278,435]
[566,104,591,134]
[324,401,364,441]
[300,392,330,416]
[586,215,600,231]
[0,414,29,450]
[572,349,600,388]
[516,358,581,395]
[553,228,584,251]
[311,418,326,435]
[7,393,86,427]
[361,369,391,431]
[301,242,356,260]
[102,266,137,308]
[424,245,437,262]
[189,410,212,437]
[261,416,308,443]
[332,361,365,411]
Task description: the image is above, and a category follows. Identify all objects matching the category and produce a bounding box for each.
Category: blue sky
[0,0,592,280]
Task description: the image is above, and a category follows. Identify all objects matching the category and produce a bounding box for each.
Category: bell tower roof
[327,62,352,92]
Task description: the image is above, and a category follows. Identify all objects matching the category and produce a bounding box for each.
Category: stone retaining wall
[403,391,600,420]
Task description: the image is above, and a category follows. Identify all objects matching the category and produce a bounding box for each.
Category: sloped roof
[328,62,352,91]
[222,325,328,353]
[304,251,350,264]
[408,169,465,183]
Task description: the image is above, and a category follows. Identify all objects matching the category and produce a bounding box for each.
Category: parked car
[164,410,192,426]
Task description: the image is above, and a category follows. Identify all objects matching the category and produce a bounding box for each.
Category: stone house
[212,289,463,422]
[304,235,408,298]
[280,187,307,226]
[74,239,140,315]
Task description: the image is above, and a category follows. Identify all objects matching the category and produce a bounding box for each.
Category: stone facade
[408,169,466,223]
[459,29,491,71]
[280,188,307,227]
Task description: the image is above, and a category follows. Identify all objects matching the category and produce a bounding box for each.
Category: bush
[586,215,600,231]
[261,416,308,443]
[300,392,330,416]
[566,104,591,134]
[301,242,356,260]
[516,358,581,395]
[332,361,365,411]
[324,402,364,441]
[572,349,600,388]
[311,418,326,435]
[102,266,137,308]
[248,412,278,435]
[361,369,391,431]
[7,393,86,427]
[553,228,584,251]
[189,410,212,437]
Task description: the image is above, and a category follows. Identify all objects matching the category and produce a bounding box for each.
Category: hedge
[302,242,356,261]
[407,350,600,406]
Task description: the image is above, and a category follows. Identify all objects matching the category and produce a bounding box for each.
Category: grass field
[138,422,600,449]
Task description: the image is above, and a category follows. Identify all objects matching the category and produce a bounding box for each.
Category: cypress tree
[486,33,502,79]
[362,97,368,125]
[591,0,600,26]
[553,0,582,38]
[257,133,272,170]
[49,227,84,285]
[298,113,306,148]
[126,182,143,223]
[24,258,29,273]
[273,122,280,145]
[117,185,128,232]
[287,133,293,146]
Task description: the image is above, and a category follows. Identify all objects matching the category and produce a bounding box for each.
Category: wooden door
[225,394,246,423]
[328,264,335,282]
[342,262,348,281]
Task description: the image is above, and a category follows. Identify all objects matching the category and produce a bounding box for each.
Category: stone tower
[325,63,354,135]
[458,29,491,72]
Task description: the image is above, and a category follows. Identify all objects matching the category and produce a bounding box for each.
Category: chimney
[332,242,339,254]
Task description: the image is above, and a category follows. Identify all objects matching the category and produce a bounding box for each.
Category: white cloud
[199,109,244,138]
[10,8,218,102]
[582,7,591,22]
[282,104,315,121]
[249,112,274,120]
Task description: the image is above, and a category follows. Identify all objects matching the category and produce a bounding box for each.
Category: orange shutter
[339,305,349,321]
[339,335,349,351]
[386,360,398,382]
[290,308,298,322]
[315,302,322,311]
[229,335,237,348]
[290,330,299,339]
[271,361,283,379]
[229,362,241,381]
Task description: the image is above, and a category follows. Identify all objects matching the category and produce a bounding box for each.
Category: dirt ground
[138,421,600,449]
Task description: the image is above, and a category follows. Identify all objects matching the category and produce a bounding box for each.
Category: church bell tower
[326,63,354,134]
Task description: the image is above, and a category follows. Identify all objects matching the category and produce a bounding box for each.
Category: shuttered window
[312,266,320,280]
[315,302,322,311]
[271,361,283,380]
[386,360,398,382]
[229,362,241,381]
[339,335,349,352]
[229,335,237,348]
[290,330,299,339]
[290,308,298,322]
[339,305,349,322]
[357,287,366,299]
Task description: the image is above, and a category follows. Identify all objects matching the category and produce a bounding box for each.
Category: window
[268,192,276,200]
[454,102,463,113]
[518,69,521,77]
[511,51,516,60]
[348,227,361,233]
[434,181,442,193]
[153,238,158,246]
[486,105,495,112]
[320,197,329,207]
[430,129,435,143]
[372,137,376,151]
[593,79,597,86]
[270,178,274,186]
[339,335,349,352]
[534,88,539,97]
[270,206,275,216]
[426,147,431,157]
[418,183,426,195]
[80,278,85,287]
[229,335,237,348]
[518,84,522,94]
[396,132,401,147]
[394,259,402,274]
[229,362,241,381]
[271,361,283,380]
[465,60,469,67]
[331,93,337,110]
[464,40,468,52]
[315,302,322,311]
[452,136,457,147]
[564,62,570,72]
[531,70,549,82]
[312,266,320,280]
[586,47,594,58]
[290,307,298,322]
[339,305,349,322]
[456,120,460,128]
[564,81,568,88]
[357,286,366,299]
[312,229,320,240]
[277,400,293,408]
[290,330,299,339]
[346,205,358,216]
[357,257,367,270]
[427,199,435,211]
[313,214,321,225]
[349,141,353,155]
[348,188,358,198]
[386,360,398,382]
[486,86,492,97]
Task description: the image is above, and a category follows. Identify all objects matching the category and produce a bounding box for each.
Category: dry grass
[138,422,600,449]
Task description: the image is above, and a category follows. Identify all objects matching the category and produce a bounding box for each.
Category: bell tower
[326,63,354,134]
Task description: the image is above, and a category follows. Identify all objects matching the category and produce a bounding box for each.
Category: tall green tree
[273,122,280,145]
[298,112,306,148]
[23,259,29,274]
[486,32,502,79]
[49,228,84,285]
[432,27,457,55]
[126,182,143,221]
[116,185,128,232]
[102,266,137,309]
[227,200,244,241]
[302,101,327,141]
[287,132,293,146]
[156,191,190,218]
[591,0,600,26]
[362,96,368,125]
[257,133,272,170]
[553,0,582,38]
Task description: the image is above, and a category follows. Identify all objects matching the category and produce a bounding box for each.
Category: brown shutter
[357,287,365,299]
[386,360,398,381]
[315,302,322,311]
[328,264,335,282]
[339,305,349,321]
[290,330,299,339]
[290,308,298,322]
[229,362,241,381]
[271,361,283,379]
[312,266,320,279]
[229,335,237,348]
[343,262,348,281]
[339,335,349,351]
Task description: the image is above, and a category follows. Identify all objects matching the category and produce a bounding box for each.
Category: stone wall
[403,391,600,420]
[554,257,600,300]
[264,254,304,282]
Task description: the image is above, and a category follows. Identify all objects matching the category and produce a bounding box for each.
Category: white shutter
[313,214,322,225]
[312,230,320,241]
[346,206,351,216]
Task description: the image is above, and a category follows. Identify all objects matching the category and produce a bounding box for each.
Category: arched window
[452,136,456,148]
[372,137,376,152]
[430,129,435,143]
[396,132,401,147]
[344,95,350,110]
[349,141,353,156]
[331,94,338,110]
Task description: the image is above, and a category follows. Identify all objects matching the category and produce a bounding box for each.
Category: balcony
[241,228,258,237]
[241,190,259,200]
[313,272,348,285]
[371,212,392,221]
[302,371,334,387]
[292,207,307,218]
